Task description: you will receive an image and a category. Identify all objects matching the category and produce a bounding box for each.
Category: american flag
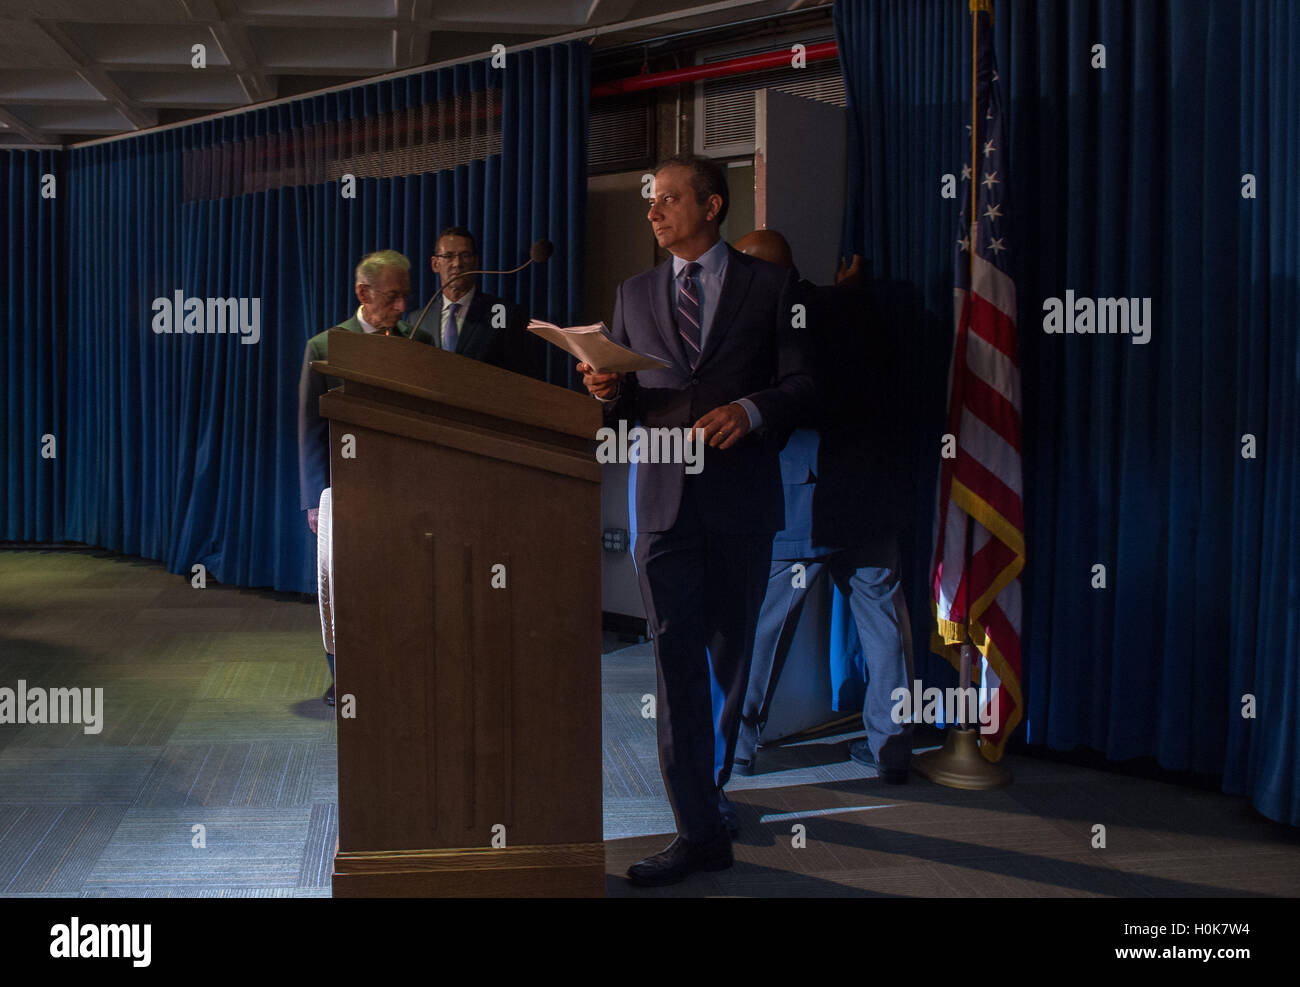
[930,2,1025,762]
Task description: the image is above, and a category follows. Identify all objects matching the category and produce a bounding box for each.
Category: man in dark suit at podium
[579,156,814,886]
[298,249,434,705]
[429,226,545,381]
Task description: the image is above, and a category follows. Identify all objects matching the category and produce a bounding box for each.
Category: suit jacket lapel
[454,292,486,356]
[649,259,690,371]
[696,246,751,369]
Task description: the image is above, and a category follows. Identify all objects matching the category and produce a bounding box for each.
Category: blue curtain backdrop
[834,0,1299,825]
[2,150,64,542]
[4,42,588,598]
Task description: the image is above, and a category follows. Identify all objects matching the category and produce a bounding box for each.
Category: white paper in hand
[526,319,672,374]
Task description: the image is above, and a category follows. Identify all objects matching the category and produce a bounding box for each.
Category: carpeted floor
[2,548,1297,898]
[0,549,335,898]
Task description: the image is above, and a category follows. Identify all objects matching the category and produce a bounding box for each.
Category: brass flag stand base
[912,642,1012,789]
[912,727,1011,789]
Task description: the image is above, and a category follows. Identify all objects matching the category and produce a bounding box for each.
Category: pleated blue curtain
[64,131,185,563]
[2,150,65,541]
[834,0,1299,825]
[7,41,588,597]
[501,43,589,386]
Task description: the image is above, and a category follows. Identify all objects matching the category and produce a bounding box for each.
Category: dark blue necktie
[676,261,702,366]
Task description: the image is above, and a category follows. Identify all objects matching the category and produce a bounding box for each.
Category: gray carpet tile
[236,607,324,633]
[310,737,338,804]
[599,645,657,691]
[1096,849,1300,897]
[814,855,1142,898]
[602,736,663,801]
[0,660,208,692]
[3,549,1299,899]
[296,803,338,889]
[165,699,336,745]
[73,633,222,666]
[754,789,1084,865]
[602,798,676,841]
[2,697,193,750]
[0,550,128,578]
[144,584,311,618]
[1,655,173,686]
[0,749,159,805]
[601,690,654,739]
[129,608,248,633]
[79,560,181,589]
[197,661,329,701]
[187,631,325,665]
[606,825,1172,899]
[5,892,82,897]
[1006,771,1299,852]
[85,807,314,888]
[0,612,163,668]
[0,804,129,894]
[928,852,1184,898]
[0,681,192,749]
[132,742,318,808]
[0,588,166,618]
[80,886,299,898]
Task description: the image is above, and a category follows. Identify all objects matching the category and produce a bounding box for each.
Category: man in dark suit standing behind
[726,231,917,786]
[580,156,813,886]
[429,226,544,380]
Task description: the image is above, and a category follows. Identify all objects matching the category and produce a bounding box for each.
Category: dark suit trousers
[633,476,773,842]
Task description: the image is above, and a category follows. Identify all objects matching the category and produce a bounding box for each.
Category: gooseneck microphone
[407,238,553,342]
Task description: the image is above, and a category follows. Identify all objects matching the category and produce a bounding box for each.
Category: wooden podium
[315,331,605,897]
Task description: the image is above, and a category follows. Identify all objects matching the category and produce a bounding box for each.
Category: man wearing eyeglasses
[430,226,543,380]
[297,249,434,706]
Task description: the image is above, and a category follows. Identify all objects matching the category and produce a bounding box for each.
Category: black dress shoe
[849,739,907,784]
[732,752,758,776]
[718,791,740,836]
[626,832,733,887]
[323,684,335,707]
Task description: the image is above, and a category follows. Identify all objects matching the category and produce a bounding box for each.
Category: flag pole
[969,0,979,304]
[912,0,1011,789]
[959,0,980,709]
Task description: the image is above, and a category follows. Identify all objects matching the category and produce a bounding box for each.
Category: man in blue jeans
[722,231,917,788]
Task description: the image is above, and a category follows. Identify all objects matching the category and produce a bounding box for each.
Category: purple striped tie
[676,261,702,367]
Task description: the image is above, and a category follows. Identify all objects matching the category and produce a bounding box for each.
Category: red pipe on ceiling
[591,40,839,99]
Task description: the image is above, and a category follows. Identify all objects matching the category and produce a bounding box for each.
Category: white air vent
[695,31,845,159]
